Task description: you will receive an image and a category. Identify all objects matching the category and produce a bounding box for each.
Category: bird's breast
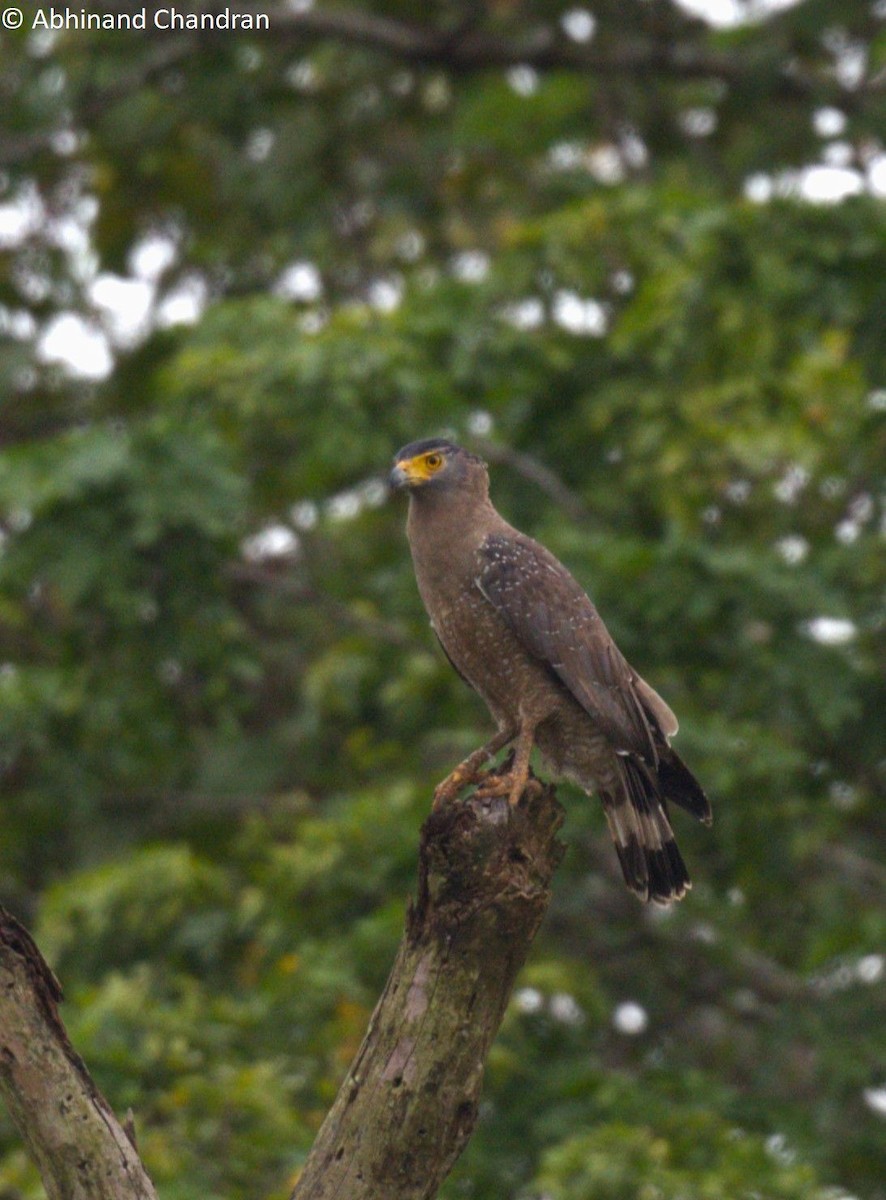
[406,500,566,724]
[430,583,558,724]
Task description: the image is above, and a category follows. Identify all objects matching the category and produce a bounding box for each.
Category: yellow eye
[425,453,443,471]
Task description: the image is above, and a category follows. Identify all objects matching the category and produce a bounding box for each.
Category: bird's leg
[432,725,518,809]
[474,719,538,806]
[506,722,536,806]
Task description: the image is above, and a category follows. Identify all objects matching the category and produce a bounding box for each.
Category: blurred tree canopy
[0,1,884,1198]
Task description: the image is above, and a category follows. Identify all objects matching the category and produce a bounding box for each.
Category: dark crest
[393,438,485,467]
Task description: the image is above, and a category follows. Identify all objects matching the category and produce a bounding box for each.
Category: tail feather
[657,746,712,825]
[602,756,692,904]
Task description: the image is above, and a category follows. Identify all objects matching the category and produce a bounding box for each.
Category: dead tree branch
[0,909,158,1200]
[0,770,563,1200]
[291,770,564,1199]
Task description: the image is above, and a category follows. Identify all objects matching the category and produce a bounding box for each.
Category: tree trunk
[0,909,158,1200]
[291,773,564,1200]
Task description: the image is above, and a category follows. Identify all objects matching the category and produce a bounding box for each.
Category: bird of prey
[390,438,711,904]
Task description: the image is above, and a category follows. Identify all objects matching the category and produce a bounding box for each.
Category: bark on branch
[0,909,158,1200]
[0,768,563,1200]
[290,770,564,1199]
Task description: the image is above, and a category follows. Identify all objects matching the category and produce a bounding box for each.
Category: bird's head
[389,439,488,498]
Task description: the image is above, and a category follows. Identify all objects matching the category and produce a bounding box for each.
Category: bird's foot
[432,765,483,810]
[429,734,513,811]
[432,733,518,810]
[474,762,538,807]
[472,773,511,801]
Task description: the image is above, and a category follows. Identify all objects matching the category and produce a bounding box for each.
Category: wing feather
[476,531,668,759]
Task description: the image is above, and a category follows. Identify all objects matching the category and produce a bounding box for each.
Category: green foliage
[533,1119,820,1200]
[1,4,885,1199]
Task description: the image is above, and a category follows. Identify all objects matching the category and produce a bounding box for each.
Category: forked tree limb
[0,769,563,1200]
[291,770,565,1200]
[0,909,158,1200]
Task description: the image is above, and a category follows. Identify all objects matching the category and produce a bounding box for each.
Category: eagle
[390,438,711,904]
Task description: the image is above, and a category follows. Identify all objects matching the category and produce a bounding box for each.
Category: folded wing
[476,532,675,760]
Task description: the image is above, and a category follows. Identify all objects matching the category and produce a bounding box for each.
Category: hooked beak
[389,462,411,490]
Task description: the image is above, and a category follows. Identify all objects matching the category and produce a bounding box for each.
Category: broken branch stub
[291,771,565,1200]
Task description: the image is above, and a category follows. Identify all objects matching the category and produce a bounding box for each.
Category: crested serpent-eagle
[390,438,711,904]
